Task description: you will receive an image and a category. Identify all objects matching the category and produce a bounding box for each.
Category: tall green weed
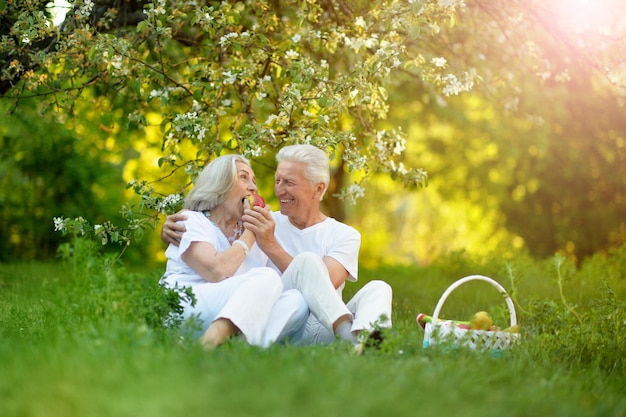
[514,254,626,374]
[50,234,194,344]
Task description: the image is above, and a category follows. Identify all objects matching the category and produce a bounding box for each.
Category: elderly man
[162,145,392,350]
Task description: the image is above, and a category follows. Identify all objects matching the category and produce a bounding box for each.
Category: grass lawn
[1,247,625,417]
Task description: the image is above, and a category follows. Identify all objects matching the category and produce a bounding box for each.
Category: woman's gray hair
[184,154,251,211]
[277,144,330,199]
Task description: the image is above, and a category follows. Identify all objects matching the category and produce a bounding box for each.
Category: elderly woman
[160,154,308,349]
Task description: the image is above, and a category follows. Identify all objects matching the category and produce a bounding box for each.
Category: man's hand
[243,206,294,272]
[161,210,188,246]
[242,206,275,248]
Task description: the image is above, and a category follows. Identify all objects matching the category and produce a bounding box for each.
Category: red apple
[245,194,266,207]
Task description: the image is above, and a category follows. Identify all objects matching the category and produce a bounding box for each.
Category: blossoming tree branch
[2,0,625,256]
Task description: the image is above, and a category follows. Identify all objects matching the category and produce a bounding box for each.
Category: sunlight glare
[551,0,621,35]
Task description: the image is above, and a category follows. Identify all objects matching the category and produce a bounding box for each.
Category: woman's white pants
[182,267,308,347]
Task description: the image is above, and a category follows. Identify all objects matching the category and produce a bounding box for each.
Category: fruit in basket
[416,313,471,330]
[503,325,520,333]
[245,194,266,207]
[470,311,493,330]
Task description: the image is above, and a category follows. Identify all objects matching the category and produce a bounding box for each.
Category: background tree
[352,0,626,263]
[2,0,625,264]
[429,0,626,260]
[3,0,455,260]
[0,101,126,260]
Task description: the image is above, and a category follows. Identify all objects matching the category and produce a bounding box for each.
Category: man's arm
[323,257,350,290]
[243,208,350,289]
[161,210,188,246]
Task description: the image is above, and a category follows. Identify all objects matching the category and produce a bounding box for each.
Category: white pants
[181,267,308,347]
[281,252,393,345]
[281,252,351,332]
[261,289,309,345]
[301,280,393,345]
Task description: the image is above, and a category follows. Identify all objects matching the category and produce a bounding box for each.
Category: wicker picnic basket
[423,275,521,351]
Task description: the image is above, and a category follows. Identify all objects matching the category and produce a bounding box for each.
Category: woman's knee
[253,267,284,291]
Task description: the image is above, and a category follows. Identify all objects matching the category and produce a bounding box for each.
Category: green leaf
[136,20,148,33]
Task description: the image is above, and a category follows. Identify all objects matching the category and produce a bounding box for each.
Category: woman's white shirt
[161,210,268,286]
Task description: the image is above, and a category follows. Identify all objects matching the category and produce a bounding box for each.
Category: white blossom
[174,111,198,123]
[441,69,476,96]
[285,49,299,59]
[149,89,168,99]
[438,0,466,7]
[53,217,66,232]
[244,146,263,158]
[340,184,366,205]
[347,184,365,199]
[154,0,166,15]
[431,57,447,68]
[156,194,183,213]
[111,55,123,70]
[393,138,406,155]
[393,161,408,175]
[191,100,202,112]
[222,70,237,84]
[266,114,278,125]
[219,32,239,46]
[79,0,94,18]
[94,224,107,244]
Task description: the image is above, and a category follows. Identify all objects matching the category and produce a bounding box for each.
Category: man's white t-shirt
[270,211,361,291]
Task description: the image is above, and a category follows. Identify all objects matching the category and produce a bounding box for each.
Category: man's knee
[292,251,324,268]
[366,280,393,297]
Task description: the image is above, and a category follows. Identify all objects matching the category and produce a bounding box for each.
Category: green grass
[1,244,626,417]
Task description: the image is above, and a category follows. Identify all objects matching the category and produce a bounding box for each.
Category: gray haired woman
[160,154,308,349]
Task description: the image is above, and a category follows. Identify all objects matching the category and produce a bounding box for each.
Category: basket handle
[431,275,518,328]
